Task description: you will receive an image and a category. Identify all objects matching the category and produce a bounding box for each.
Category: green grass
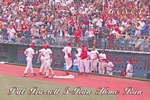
[0,74,118,100]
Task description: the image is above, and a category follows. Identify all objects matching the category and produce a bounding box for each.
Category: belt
[45,58,50,60]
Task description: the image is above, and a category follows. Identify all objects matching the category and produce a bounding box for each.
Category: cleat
[49,75,54,78]
[23,73,28,77]
[78,72,81,76]
[44,76,49,78]
[32,73,36,76]
[39,72,43,75]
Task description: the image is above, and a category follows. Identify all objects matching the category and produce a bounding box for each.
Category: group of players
[23,42,133,78]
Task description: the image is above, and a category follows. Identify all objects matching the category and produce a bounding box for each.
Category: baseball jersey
[43,48,52,60]
[39,48,45,59]
[90,50,99,60]
[105,61,114,71]
[126,64,133,73]
[24,47,34,58]
[76,48,82,60]
[99,53,106,60]
[62,46,72,58]
[80,49,88,59]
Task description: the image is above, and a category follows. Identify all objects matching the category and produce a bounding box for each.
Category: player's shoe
[32,73,36,76]
[39,72,43,75]
[85,73,88,76]
[78,72,81,76]
[65,70,69,75]
[23,73,28,77]
[44,76,49,78]
[49,75,54,78]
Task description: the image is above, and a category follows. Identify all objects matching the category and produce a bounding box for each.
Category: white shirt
[8,28,16,38]
[24,47,34,58]
[112,30,119,35]
[90,50,99,60]
[99,53,106,60]
[73,58,78,66]
[88,30,95,37]
[126,64,133,73]
[105,61,114,71]
[96,18,103,28]
[62,46,72,59]
[76,48,82,59]
[39,48,45,59]
[119,26,124,32]
[43,48,52,60]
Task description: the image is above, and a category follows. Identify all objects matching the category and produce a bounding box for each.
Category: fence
[0,36,150,52]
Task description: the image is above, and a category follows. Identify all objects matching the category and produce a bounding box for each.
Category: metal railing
[0,36,150,52]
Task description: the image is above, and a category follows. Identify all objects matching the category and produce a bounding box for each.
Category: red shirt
[80,49,88,59]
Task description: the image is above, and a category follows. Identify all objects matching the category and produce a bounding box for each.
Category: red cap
[68,42,71,46]
[105,58,109,61]
[127,59,131,62]
[81,44,85,48]
[43,44,49,48]
[43,44,47,48]
[29,43,34,48]
[46,44,49,48]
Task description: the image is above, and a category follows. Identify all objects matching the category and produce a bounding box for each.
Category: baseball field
[0,64,150,100]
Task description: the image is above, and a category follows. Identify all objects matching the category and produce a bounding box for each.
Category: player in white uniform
[104,58,115,75]
[99,50,107,74]
[42,44,53,78]
[62,42,72,75]
[85,47,90,75]
[75,46,82,75]
[126,59,133,77]
[90,46,99,73]
[37,44,47,75]
[24,43,38,77]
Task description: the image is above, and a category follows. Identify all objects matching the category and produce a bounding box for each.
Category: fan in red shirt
[74,26,82,47]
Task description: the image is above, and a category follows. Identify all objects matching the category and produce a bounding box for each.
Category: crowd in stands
[0,0,150,51]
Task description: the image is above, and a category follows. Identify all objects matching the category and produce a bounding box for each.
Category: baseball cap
[81,44,85,48]
[68,42,71,46]
[29,43,34,48]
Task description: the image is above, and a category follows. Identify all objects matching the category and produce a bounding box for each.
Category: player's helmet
[46,44,49,48]
[43,44,47,48]
[29,43,35,48]
[81,44,85,48]
[68,42,71,46]
[127,59,131,62]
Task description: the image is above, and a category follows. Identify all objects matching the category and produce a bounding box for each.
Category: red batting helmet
[105,58,109,61]
[68,42,71,46]
[127,59,131,62]
[46,44,49,48]
[81,44,85,48]
[29,43,34,48]
[43,44,47,48]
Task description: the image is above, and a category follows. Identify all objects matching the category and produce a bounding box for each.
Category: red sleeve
[68,53,71,58]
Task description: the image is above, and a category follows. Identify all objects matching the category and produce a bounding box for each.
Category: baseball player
[104,58,115,75]
[90,46,99,73]
[37,44,47,75]
[62,42,72,75]
[85,47,90,75]
[99,50,107,74]
[42,44,54,78]
[74,45,82,75]
[24,43,38,77]
[126,59,133,77]
[79,44,88,75]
